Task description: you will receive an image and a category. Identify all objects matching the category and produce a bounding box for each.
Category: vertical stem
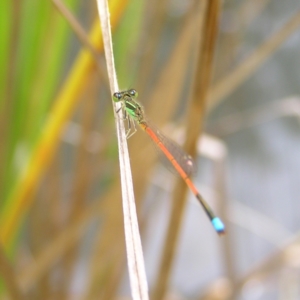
[152,1,221,299]
[95,0,149,299]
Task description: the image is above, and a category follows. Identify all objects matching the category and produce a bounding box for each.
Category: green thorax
[124,98,145,123]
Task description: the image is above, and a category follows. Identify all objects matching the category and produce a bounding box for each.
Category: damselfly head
[113,89,138,102]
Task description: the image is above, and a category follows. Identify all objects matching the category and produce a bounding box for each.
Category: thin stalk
[95,0,149,299]
[152,1,221,299]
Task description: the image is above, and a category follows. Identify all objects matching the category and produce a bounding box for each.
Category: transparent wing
[146,122,195,177]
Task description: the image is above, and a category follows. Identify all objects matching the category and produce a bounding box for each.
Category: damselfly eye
[129,89,138,98]
[113,92,122,102]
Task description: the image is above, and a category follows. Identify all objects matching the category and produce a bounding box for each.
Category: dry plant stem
[91,177,157,299]
[189,0,231,287]
[185,0,220,155]
[51,0,108,84]
[208,8,300,111]
[152,1,221,299]
[0,245,23,300]
[95,0,149,299]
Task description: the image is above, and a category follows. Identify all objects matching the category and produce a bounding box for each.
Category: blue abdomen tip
[212,217,225,234]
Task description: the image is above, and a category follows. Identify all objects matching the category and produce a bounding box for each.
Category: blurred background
[0,0,300,299]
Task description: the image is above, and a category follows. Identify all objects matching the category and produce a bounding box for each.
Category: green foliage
[1,0,79,202]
